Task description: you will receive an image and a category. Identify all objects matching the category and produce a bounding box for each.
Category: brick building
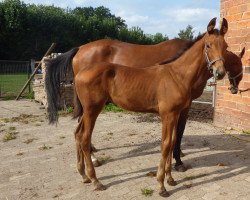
[214,0,250,129]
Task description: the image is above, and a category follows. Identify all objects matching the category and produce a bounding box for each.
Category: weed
[23,138,36,144]
[97,155,112,164]
[16,152,24,156]
[9,126,16,131]
[67,106,74,113]
[103,103,124,113]
[242,129,250,135]
[141,188,154,197]
[59,106,74,117]
[3,132,18,142]
[39,144,52,150]
[2,118,11,123]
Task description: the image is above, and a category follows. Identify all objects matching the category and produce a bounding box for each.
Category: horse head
[204,17,228,80]
[226,47,245,94]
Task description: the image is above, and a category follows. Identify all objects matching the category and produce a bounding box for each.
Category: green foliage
[67,106,74,113]
[3,131,18,142]
[141,188,154,197]
[0,1,168,60]
[97,155,112,164]
[177,25,194,40]
[242,129,250,135]
[39,144,52,150]
[103,103,124,113]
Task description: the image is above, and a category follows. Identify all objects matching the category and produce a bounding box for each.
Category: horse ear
[220,18,228,35]
[207,17,217,34]
[239,47,245,58]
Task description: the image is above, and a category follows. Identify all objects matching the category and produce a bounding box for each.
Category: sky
[21,0,221,38]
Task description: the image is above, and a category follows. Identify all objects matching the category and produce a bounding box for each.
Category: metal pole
[212,77,216,108]
[16,43,56,100]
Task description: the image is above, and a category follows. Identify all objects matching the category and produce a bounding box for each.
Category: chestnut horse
[45,18,228,196]
[45,23,244,172]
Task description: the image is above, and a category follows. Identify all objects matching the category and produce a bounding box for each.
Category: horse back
[72,38,189,75]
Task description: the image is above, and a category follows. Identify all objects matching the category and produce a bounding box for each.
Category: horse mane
[159,33,206,65]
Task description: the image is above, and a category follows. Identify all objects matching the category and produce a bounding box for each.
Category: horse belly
[109,82,158,112]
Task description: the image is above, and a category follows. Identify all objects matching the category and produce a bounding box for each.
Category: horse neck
[168,38,208,91]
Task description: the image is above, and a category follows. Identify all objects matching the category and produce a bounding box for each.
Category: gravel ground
[0,100,249,200]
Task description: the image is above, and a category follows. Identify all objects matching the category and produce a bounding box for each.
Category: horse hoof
[94,182,106,191]
[159,189,170,197]
[83,177,91,184]
[91,145,98,152]
[175,164,188,172]
[93,160,102,167]
[180,151,186,157]
[167,178,177,186]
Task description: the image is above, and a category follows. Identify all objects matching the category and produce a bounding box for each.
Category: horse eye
[206,43,211,49]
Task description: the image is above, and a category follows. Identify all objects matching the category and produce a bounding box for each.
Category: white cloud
[164,8,218,22]
[116,10,149,26]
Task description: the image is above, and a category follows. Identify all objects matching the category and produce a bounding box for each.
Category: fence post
[29,59,35,94]
[16,43,56,100]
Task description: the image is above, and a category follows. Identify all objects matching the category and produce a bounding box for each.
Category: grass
[23,138,36,144]
[103,103,124,113]
[67,106,74,113]
[0,74,33,98]
[141,188,154,197]
[3,131,18,142]
[9,126,16,131]
[97,155,112,164]
[58,106,74,117]
[242,129,250,135]
[39,144,52,150]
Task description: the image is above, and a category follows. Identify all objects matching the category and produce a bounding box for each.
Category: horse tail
[73,85,83,120]
[45,47,79,124]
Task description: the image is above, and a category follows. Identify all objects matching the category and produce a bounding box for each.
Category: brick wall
[214,0,250,129]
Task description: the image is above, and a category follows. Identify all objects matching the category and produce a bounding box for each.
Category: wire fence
[0,60,33,99]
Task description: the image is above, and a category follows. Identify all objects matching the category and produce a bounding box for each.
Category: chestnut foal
[71,18,228,196]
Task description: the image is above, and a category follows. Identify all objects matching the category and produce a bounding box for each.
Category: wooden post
[16,43,56,100]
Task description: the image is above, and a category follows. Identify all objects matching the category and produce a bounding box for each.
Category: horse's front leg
[165,113,179,186]
[173,107,189,172]
[157,112,178,197]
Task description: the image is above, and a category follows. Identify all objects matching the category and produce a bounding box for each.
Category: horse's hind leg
[80,105,106,191]
[75,119,91,183]
[173,108,189,172]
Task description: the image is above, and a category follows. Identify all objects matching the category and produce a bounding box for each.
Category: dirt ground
[0,100,249,200]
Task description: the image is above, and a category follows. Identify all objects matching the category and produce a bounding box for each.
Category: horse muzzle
[229,85,238,94]
[214,68,226,80]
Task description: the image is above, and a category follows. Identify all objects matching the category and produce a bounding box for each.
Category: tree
[0,1,168,60]
[151,33,168,43]
[177,25,194,40]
